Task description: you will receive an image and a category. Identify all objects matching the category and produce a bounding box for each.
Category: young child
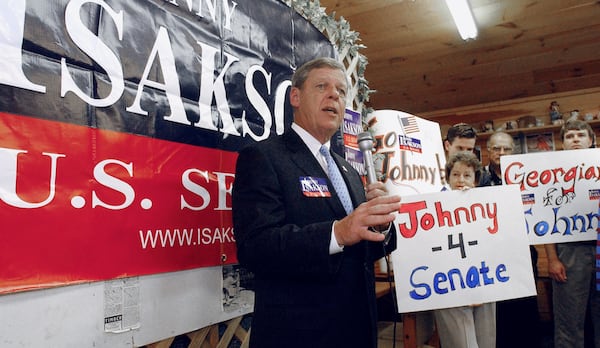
[434,151,496,348]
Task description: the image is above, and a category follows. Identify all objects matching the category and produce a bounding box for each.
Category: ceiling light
[445,0,478,40]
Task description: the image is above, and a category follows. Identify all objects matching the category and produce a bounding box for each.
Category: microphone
[358,131,391,243]
[357,132,377,184]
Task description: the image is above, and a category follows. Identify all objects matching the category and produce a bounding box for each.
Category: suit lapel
[283,131,327,177]
[283,131,353,216]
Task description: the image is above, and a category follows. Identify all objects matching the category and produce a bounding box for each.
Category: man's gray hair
[291,57,347,89]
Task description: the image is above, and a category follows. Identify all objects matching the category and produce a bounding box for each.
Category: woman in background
[434,151,496,348]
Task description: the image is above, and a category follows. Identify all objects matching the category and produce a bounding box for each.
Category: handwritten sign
[501,148,600,244]
[366,110,446,195]
[391,185,536,312]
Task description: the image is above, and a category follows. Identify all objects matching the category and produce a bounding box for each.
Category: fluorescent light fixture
[445,0,478,40]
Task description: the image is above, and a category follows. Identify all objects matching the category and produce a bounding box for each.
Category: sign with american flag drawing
[366,110,447,196]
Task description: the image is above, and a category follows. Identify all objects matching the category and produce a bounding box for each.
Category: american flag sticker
[589,189,600,200]
[400,115,419,134]
[521,193,535,204]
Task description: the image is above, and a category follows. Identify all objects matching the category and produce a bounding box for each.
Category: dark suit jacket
[232,130,394,348]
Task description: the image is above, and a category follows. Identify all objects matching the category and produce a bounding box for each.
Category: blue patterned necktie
[320,145,354,214]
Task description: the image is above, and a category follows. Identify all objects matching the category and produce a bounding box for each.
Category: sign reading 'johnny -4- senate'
[0,0,336,293]
[392,185,536,313]
[501,148,600,245]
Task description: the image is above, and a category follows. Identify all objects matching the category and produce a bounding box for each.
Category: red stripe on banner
[0,112,238,293]
[343,133,358,148]
[303,191,331,197]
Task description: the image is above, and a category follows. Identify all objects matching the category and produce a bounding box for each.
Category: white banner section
[392,185,536,312]
[501,148,600,245]
[366,110,447,195]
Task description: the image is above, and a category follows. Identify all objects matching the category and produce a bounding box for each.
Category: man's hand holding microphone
[333,132,400,247]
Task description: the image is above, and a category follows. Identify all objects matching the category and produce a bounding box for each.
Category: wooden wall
[419,87,600,164]
[320,1,600,114]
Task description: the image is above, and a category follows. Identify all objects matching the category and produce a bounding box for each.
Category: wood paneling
[419,87,600,127]
[418,87,600,169]
[318,0,600,115]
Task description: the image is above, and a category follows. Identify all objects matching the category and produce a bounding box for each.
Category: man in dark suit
[232,57,401,348]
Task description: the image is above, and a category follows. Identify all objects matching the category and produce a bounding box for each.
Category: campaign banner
[366,110,447,195]
[0,0,336,293]
[0,111,238,293]
[341,109,364,174]
[392,185,536,312]
[501,148,600,244]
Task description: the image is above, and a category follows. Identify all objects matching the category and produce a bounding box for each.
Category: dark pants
[496,296,541,348]
[497,246,541,348]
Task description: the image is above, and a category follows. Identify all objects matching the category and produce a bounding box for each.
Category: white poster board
[501,148,600,244]
[367,110,536,313]
[366,110,447,194]
[392,186,536,313]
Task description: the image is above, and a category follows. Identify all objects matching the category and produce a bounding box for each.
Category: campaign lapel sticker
[299,176,331,197]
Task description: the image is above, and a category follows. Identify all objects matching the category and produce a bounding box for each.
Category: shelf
[478,119,600,139]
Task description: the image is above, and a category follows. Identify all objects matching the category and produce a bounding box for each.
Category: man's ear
[289,87,300,108]
[444,139,450,152]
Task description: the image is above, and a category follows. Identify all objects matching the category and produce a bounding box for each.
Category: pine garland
[285,0,374,119]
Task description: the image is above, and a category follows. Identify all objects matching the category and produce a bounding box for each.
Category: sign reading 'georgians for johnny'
[501,148,600,245]
[0,0,336,293]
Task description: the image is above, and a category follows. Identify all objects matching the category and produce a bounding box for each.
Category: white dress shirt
[291,123,345,254]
